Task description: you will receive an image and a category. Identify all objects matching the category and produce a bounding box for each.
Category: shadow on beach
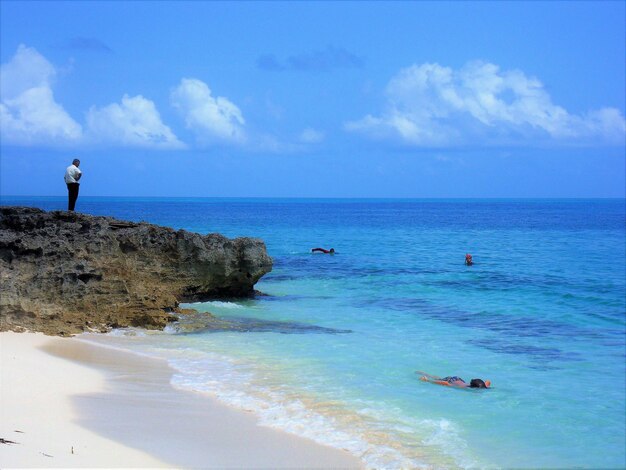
[41,338,362,469]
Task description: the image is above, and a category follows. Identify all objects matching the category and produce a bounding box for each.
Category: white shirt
[64,164,82,184]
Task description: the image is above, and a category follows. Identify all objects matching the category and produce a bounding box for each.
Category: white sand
[0,331,362,468]
[0,331,166,467]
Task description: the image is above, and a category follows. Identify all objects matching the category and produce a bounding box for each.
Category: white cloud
[1,45,182,149]
[86,94,184,149]
[346,61,626,146]
[299,127,325,144]
[0,44,82,145]
[170,78,245,144]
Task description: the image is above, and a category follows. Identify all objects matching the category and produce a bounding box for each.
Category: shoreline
[0,331,362,468]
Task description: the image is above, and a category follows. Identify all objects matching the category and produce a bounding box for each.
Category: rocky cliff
[0,207,273,336]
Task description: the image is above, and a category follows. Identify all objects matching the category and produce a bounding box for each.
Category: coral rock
[0,207,272,336]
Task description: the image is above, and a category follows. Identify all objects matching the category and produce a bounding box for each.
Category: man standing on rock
[64,158,82,211]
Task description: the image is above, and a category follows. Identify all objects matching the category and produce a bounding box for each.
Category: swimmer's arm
[415,371,442,380]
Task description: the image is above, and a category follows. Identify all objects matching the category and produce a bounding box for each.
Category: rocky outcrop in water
[0,206,273,336]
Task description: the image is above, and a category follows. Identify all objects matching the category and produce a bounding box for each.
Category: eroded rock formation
[0,207,273,336]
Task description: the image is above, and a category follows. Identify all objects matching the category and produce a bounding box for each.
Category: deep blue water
[3,196,625,468]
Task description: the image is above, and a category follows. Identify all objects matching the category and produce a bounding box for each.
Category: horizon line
[1,195,625,201]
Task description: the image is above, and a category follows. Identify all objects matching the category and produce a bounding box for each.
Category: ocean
[3,196,625,468]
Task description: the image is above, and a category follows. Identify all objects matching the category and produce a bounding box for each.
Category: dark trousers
[67,183,80,211]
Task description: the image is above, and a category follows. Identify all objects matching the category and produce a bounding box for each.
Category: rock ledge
[0,206,273,336]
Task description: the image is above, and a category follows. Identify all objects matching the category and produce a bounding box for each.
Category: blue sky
[1,1,624,198]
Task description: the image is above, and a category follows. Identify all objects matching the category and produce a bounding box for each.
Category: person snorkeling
[312,247,335,254]
[465,253,473,266]
[416,371,490,389]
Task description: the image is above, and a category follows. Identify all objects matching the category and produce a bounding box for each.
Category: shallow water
[5,196,625,468]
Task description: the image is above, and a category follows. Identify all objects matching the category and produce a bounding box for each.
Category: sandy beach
[0,331,362,468]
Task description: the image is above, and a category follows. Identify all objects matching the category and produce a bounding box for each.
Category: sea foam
[164,347,477,469]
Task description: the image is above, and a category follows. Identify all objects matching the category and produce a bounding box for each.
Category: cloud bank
[0,45,184,149]
[87,95,184,149]
[0,47,248,150]
[0,45,83,145]
[346,61,626,146]
[171,78,246,144]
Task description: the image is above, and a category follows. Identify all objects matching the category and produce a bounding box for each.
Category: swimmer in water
[465,253,473,266]
[312,247,335,254]
[416,371,490,389]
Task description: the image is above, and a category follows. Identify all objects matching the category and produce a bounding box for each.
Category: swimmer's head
[469,378,488,388]
[330,248,335,253]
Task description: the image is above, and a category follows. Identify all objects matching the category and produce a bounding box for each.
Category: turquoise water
[4,197,625,468]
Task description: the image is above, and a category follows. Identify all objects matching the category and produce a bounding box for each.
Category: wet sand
[0,331,361,468]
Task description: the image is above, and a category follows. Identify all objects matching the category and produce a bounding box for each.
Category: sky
[1,1,624,198]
